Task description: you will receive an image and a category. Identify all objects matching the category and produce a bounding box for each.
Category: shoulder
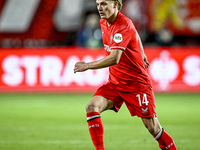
[114,13,135,32]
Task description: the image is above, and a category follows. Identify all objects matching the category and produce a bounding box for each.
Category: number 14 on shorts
[136,94,149,106]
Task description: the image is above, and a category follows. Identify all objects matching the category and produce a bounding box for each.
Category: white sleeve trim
[110,46,126,50]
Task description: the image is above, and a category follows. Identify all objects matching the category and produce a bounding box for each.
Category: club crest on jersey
[114,33,123,43]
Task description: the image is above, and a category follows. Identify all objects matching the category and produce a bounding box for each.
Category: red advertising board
[145,47,200,92]
[0,47,200,93]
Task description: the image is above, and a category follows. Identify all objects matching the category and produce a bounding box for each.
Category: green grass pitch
[0,93,200,150]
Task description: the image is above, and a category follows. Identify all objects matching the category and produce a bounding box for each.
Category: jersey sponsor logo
[104,44,111,52]
[114,33,123,43]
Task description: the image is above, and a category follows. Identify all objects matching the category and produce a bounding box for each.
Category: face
[96,0,116,20]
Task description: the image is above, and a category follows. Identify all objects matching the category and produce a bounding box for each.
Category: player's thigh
[93,83,123,113]
[86,95,114,113]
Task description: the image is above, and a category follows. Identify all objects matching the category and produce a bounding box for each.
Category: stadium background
[0,0,200,150]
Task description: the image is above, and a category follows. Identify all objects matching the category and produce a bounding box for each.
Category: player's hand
[74,61,88,73]
[143,55,150,69]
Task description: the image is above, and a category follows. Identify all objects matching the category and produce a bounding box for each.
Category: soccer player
[74,0,177,149]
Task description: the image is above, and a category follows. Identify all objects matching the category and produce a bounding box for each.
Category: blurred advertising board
[0,47,200,93]
[0,0,200,47]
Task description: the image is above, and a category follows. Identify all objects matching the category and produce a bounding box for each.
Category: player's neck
[106,11,119,26]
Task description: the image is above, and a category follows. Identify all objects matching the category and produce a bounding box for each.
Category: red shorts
[94,82,156,118]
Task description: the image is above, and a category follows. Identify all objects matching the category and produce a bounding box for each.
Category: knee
[85,103,97,113]
[85,96,108,113]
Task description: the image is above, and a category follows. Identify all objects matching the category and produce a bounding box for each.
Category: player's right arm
[74,49,123,73]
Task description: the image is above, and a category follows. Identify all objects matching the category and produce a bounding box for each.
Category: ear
[113,1,118,9]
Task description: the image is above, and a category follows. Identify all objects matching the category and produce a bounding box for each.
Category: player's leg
[142,117,177,150]
[86,95,114,150]
[122,85,177,150]
[142,116,162,135]
[86,95,114,113]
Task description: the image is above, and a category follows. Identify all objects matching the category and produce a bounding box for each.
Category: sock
[87,112,105,150]
[154,128,177,150]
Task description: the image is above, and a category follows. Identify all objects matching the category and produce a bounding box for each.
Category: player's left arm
[74,49,123,73]
[136,31,150,68]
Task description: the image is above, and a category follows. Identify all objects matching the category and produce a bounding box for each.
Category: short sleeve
[110,25,136,51]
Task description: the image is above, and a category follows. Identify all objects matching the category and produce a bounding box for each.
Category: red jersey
[100,12,152,91]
